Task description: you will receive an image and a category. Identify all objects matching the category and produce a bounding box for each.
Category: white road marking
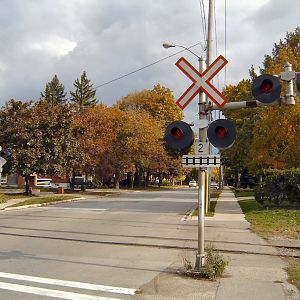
[0,281,122,300]
[45,207,108,212]
[0,271,136,295]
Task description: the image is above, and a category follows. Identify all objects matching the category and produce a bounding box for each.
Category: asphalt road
[0,188,198,299]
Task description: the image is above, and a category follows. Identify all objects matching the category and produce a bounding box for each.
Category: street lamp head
[162,42,201,59]
[162,43,175,49]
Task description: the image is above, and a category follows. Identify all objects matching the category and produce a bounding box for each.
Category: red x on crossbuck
[175,55,228,110]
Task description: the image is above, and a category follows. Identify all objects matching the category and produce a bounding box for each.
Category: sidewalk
[206,187,300,300]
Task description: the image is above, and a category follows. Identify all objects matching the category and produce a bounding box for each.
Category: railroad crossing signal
[175,55,228,109]
[252,74,281,103]
[164,121,194,152]
[207,119,236,150]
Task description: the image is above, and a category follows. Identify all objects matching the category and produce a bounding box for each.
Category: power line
[214,1,218,57]
[94,42,202,90]
[201,0,207,39]
[199,0,207,48]
[224,0,227,85]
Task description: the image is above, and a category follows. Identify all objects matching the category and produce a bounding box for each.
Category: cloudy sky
[0,0,299,121]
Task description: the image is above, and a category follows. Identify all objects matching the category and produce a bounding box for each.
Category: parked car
[210,182,219,189]
[189,180,197,188]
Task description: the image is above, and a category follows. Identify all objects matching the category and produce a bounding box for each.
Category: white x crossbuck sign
[175,55,228,109]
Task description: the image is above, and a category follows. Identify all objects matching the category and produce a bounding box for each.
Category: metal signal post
[195,57,207,270]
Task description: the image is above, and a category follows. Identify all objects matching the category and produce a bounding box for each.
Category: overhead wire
[94,42,202,90]
[199,0,207,49]
[224,0,227,86]
[213,1,220,91]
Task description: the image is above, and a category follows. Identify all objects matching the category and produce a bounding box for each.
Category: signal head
[165,121,194,152]
[207,119,236,150]
[252,74,281,103]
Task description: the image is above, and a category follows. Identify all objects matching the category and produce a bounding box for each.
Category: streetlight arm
[162,43,201,59]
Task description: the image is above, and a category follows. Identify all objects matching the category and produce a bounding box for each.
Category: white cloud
[29,36,77,57]
[0,62,8,72]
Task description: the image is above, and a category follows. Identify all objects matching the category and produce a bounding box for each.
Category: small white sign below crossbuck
[182,155,220,168]
[195,139,209,155]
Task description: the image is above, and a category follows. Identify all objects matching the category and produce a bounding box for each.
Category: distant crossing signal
[252,74,281,103]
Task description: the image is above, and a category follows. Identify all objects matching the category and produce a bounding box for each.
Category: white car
[189,180,197,188]
[210,182,219,189]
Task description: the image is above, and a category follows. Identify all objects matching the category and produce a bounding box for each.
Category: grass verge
[0,193,31,204]
[233,188,255,198]
[238,199,300,239]
[285,257,300,290]
[192,189,222,217]
[193,200,217,217]
[7,196,79,208]
[239,198,300,290]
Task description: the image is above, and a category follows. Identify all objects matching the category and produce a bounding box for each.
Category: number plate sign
[182,155,220,168]
[195,139,209,155]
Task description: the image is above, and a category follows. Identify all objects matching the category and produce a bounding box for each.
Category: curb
[4,197,85,211]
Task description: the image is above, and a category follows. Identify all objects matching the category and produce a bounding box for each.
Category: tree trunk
[70,172,76,190]
[130,175,134,189]
[25,175,30,195]
[114,171,120,189]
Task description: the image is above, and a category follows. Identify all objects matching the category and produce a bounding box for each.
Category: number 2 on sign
[195,140,209,154]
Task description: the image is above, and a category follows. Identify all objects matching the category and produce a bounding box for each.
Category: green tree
[40,74,67,105]
[70,71,97,111]
[0,100,42,194]
[0,99,80,194]
[221,80,260,185]
[32,101,81,176]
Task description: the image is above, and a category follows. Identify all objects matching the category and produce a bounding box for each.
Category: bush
[255,169,300,207]
[200,245,228,280]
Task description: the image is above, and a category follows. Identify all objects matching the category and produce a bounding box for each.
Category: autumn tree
[116,84,184,184]
[250,104,300,169]
[40,74,67,105]
[70,71,97,111]
[250,27,300,170]
[116,84,183,126]
[75,105,170,188]
[221,27,300,185]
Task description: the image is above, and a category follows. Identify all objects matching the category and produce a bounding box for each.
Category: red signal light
[165,121,194,151]
[261,79,273,94]
[252,74,281,104]
[171,127,184,139]
[215,126,227,138]
[207,119,236,149]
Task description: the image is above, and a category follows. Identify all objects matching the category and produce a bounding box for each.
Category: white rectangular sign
[195,139,209,155]
[0,157,7,167]
[182,155,220,168]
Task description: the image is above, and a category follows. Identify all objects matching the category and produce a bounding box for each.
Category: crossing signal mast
[163,0,298,272]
